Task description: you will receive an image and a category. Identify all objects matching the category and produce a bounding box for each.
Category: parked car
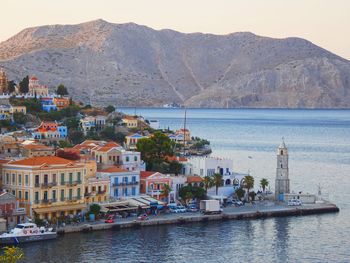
[105,215,115,223]
[187,206,199,212]
[288,199,302,206]
[177,206,187,213]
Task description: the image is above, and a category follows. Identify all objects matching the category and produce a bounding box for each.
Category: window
[61,173,65,185]
[69,189,73,200]
[35,175,39,186]
[18,174,22,185]
[44,174,48,184]
[134,156,137,161]
[43,191,48,201]
[69,173,73,183]
[114,177,118,185]
[35,192,39,202]
[12,174,15,184]
[6,173,9,184]
[77,188,81,199]
[77,172,81,182]
[18,191,22,199]
[52,190,56,201]
[124,188,128,196]
[25,175,29,186]
[126,156,129,162]
[52,174,57,183]
[115,188,119,197]
[124,177,128,183]
[25,191,28,200]
[61,189,65,201]
[109,156,112,161]
[132,187,136,196]
[132,176,136,183]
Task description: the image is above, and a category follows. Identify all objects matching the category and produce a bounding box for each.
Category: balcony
[113,181,139,187]
[41,182,57,188]
[65,180,82,186]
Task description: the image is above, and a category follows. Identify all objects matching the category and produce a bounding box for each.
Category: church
[28,75,49,97]
[0,68,8,94]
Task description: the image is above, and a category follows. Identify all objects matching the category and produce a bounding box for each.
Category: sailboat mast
[183,108,187,155]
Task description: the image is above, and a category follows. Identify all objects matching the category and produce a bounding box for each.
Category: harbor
[58,201,339,234]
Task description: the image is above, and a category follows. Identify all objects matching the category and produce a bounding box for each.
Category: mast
[183,108,187,155]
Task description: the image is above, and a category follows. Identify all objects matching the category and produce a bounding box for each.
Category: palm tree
[213,173,223,196]
[203,176,214,194]
[243,175,254,201]
[260,178,269,193]
[161,184,172,203]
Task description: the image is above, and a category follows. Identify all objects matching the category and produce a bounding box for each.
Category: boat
[0,222,57,244]
[163,102,182,108]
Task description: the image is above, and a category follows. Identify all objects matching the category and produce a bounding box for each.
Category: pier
[57,201,339,234]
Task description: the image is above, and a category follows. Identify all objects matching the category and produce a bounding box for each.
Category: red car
[105,215,115,223]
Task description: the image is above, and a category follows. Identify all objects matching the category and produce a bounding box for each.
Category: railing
[113,181,139,187]
[41,182,57,188]
[65,180,82,186]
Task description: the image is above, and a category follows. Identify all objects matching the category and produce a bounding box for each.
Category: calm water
[22,108,350,262]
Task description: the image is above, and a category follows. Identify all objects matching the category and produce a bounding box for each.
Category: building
[53,97,70,110]
[0,192,26,229]
[28,76,49,97]
[33,122,67,143]
[84,176,110,204]
[0,69,8,94]
[122,116,139,128]
[0,105,26,120]
[41,98,57,112]
[20,143,55,158]
[140,171,172,202]
[175,129,191,144]
[1,156,87,219]
[97,166,140,200]
[187,156,234,177]
[275,139,290,201]
[125,133,147,150]
[80,115,106,135]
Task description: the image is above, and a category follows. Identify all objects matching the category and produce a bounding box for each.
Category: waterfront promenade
[58,201,339,234]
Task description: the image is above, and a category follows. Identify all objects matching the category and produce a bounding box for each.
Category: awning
[33,203,86,214]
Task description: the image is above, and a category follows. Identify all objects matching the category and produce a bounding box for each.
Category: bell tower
[275,138,290,200]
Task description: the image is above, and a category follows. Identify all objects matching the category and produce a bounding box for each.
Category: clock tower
[275,138,290,200]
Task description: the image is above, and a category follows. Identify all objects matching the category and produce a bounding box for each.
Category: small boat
[0,222,57,244]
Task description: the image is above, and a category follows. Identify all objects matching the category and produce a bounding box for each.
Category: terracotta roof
[99,166,128,173]
[123,116,137,120]
[187,176,203,183]
[104,142,120,147]
[30,76,38,80]
[140,171,157,178]
[8,156,73,166]
[0,159,11,164]
[165,156,188,162]
[22,144,53,150]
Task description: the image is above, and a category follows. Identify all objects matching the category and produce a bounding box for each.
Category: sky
[1,0,350,59]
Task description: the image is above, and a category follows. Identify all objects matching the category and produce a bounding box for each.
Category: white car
[288,199,302,206]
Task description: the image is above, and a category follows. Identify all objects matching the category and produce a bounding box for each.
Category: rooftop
[7,156,73,166]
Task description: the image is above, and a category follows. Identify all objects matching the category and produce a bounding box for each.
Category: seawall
[57,202,339,235]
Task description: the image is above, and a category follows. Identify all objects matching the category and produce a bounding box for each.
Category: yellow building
[84,177,110,204]
[10,106,26,115]
[122,116,139,128]
[1,156,87,220]
[20,143,55,157]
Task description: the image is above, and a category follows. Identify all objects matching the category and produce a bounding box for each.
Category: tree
[13,112,26,125]
[68,129,84,144]
[56,84,68,96]
[7,81,16,93]
[105,105,115,113]
[100,126,117,141]
[161,184,172,203]
[56,149,80,160]
[168,161,183,175]
[213,173,223,196]
[136,131,175,170]
[243,175,255,201]
[260,178,269,192]
[235,188,245,200]
[179,185,205,204]
[89,204,101,218]
[63,117,80,130]
[115,132,126,144]
[0,246,24,263]
[203,175,214,194]
[19,76,29,94]
[58,140,73,148]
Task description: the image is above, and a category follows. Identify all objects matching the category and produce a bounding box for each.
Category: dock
[57,201,339,234]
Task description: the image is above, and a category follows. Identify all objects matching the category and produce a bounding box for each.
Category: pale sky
[1,0,350,59]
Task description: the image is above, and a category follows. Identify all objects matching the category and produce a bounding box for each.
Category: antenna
[183,108,187,155]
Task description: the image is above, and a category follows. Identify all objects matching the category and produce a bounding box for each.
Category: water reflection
[272,218,290,262]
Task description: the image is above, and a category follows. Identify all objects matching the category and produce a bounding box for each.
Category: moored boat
[0,222,57,244]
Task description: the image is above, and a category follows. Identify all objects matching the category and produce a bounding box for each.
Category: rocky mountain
[0,19,349,108]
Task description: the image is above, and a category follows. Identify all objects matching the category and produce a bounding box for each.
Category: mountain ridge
[0,19,349,108]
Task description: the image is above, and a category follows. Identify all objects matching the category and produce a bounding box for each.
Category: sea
[21,108,350,262]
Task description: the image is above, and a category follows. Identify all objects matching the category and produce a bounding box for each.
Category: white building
[187,156,234,177]
[80,115,107,135]
[119,150,146,172]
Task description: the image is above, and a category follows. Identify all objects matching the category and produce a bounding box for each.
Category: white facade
[187,157,234,177]
[120,150,146,172]
[148,119,160,130]
[275,140,290,200]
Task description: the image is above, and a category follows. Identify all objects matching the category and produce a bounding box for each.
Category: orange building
[53,97,70,110]
[140,171,172,202]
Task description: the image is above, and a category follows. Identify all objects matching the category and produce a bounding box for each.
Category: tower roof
[278,137,287,149]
